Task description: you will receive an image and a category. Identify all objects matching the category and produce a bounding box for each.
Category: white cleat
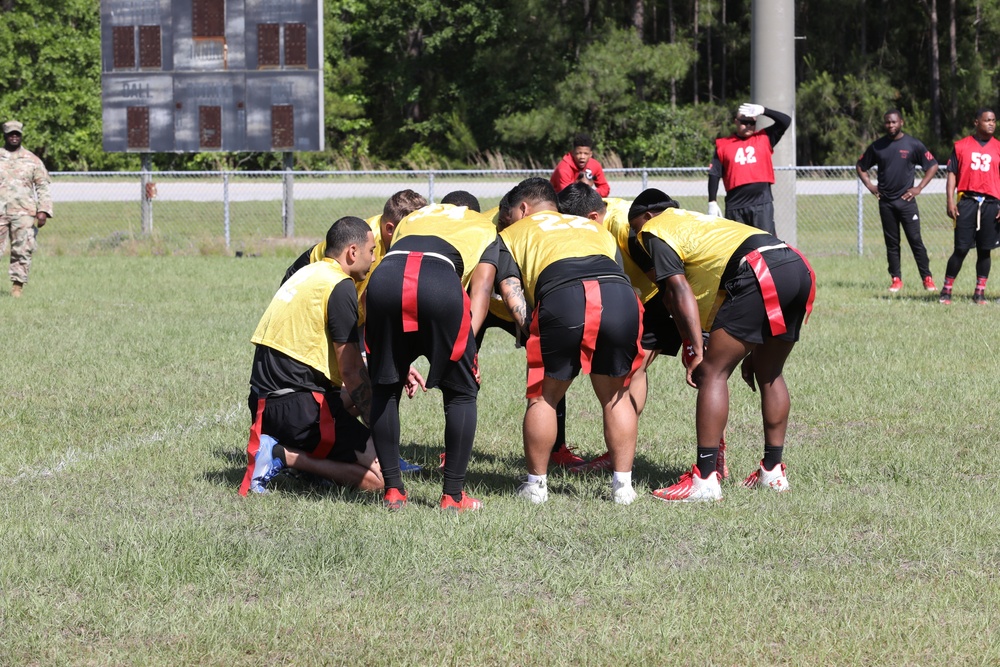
[612,480,638,505]
[742,461,790,492]
[517,478,548,504]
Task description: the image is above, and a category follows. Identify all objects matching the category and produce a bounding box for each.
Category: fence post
[642,169,648,191]
[141,154,153,234]
[857,175,864,255]
[428,172,435,203]
[282,152,294,237]
[224,172,231,250]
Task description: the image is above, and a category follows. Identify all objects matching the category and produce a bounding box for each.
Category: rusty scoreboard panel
[100,0,324,153]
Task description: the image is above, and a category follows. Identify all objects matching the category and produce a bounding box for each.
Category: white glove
[707,201,722,217]
[738,103,765,118]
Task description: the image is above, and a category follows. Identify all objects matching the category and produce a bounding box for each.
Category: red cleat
[651,465,722,502]
[569,451,612,474]
[440,491,483,513]
[549,443,587,467]
[383,488,408,510]
[717,437,729,480]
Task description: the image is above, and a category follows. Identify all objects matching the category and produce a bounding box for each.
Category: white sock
[527,473,547,485]
[612,471,632,487]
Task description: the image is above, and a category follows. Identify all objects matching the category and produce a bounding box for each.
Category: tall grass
[0,246,997,665]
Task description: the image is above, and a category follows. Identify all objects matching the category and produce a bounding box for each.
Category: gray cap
[3,120,23,135]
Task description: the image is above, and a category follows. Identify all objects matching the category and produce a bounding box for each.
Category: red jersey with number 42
[714,132,775,191]
[950,135,1000,198]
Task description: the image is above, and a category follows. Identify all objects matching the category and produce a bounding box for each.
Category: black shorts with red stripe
[247,389,370,463]
[712,247,812,344]
[536,277,641,380]
[365,253,480,397]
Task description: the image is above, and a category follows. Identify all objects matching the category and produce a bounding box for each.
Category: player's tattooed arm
[499,276,530,336]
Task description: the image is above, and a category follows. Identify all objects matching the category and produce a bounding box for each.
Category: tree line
[2,0,999,171]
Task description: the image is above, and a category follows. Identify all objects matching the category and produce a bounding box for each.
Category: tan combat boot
[11,282,23,297]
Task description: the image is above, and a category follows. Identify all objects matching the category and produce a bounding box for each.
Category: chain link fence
[46,166,952,259]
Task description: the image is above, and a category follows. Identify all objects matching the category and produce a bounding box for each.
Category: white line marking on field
[4,406,244,485]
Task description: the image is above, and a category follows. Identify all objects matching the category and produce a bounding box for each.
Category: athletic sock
[612,470,632,487]
[695,446,718,477]
[762,445,784,471]
[448,492,464,503]
[943,276,955,291]
[976,275,988,291]
[527,473,547,486]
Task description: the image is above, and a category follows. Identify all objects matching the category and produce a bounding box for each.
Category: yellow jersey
[499,209,619,308]
[391,203,498,288]
[252,258,353,386]
[639,207,767,329]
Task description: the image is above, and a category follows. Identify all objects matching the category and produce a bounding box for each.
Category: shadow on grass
[207,444,694,501]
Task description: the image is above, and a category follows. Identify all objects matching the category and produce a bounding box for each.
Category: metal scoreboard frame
[100,0,324,153]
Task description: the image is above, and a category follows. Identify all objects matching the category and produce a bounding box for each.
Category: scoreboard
[100,0,324,152]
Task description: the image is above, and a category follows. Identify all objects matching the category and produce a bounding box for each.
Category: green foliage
[496,26,699,162]
[0,0,118,169]
[612,103,728,167]
[11,0,1000,169]
[796,69,899,165]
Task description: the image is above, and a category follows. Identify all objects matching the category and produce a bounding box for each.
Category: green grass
[1,247,999,665]
[44,192,957,261]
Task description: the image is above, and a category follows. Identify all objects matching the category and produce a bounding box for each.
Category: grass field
[44,191,958,261]
[2,227,999,664]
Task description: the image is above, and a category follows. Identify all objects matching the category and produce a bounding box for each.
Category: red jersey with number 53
[948,135,1000,198]
[714,132,775,191]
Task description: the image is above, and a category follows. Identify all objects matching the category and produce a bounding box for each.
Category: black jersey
[857,133,938,200]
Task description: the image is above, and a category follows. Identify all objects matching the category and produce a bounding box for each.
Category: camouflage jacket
[0,147,53,218]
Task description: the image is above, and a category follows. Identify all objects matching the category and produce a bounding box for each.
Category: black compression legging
[945,248,992,280]
[441,389,477,497]
[370,383,404,491]
[370,383,477,496]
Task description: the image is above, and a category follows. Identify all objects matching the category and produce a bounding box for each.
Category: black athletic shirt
[250,278,361,395]
[857,133,938,200]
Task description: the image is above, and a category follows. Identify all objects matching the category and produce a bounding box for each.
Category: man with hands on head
[708,103,791,234]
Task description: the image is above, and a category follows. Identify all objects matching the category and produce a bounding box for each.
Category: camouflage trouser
[0,214,38,284]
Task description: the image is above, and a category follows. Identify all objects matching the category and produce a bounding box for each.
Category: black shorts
[248,390,370,463]
[712,247,812,344]
[954,196,1000,252]
[640,294,682,355]
[727,201,776,235]
[536,278,641,380]
[365,254,480,396]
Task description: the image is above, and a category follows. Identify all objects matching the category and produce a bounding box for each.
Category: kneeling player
[239,217,422,495]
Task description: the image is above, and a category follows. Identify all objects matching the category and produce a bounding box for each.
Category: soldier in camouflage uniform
[0,120,53,297]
